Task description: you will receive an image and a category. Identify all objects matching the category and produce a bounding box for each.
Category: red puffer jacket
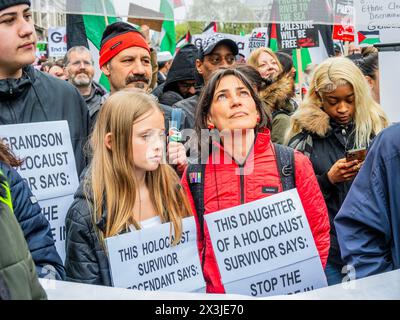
[181,129,330,293]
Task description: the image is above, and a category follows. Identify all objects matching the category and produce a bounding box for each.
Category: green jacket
[0,171,47,300]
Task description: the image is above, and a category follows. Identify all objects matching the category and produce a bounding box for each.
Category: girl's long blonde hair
[301,57,388,148]
[87,89,192,244]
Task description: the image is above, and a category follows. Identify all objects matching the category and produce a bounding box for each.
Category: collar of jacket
[211,127,271,164]
[85,81,107,101]
[0,65,35,100]
[288,103,331,139]
[260,74,296,113]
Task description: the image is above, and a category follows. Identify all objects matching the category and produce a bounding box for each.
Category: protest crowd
[0,0,399,300]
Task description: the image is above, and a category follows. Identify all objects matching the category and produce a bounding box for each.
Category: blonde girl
[65,89,192,286]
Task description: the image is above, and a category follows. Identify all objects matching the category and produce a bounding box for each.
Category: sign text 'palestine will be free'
[276,0,319,49]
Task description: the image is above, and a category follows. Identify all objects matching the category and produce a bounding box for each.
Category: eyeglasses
[206,54,236,66]
[70,60,93,67]
[177,81,196,89]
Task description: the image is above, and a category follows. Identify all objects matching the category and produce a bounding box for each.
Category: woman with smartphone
[286,57,388,285]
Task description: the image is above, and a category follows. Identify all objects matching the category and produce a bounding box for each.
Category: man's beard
[72,73,92,87]
[126,74,150,90]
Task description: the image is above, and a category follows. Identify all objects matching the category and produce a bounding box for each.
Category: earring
[256,116,260,125]
[208,123,215,130]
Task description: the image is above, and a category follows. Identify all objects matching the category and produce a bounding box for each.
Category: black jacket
[288,106,359,266]
[0,162,65,280]
[65,178,111,286]
[159,44,198,107]
[0,66,90,176]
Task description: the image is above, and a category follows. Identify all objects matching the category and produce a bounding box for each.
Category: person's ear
[196,59,203,75]
[206,114,214,129]
[101,62,111,77]
[104,133,112,151]
[365,76,374,90]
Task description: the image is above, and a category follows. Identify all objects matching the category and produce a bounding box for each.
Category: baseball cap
[199,33,239,59]
[157,51,173,63]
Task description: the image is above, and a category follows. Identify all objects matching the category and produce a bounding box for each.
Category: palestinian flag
[160,0,176,55]
[202,22,218,35]
[176,31,192,53]
[358,31,380,45]
[66,0,118,92]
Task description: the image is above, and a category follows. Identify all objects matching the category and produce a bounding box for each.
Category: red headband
[99,32,150,68]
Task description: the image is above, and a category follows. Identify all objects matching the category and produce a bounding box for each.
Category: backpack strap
[273,143,296,191]
[186,163,206,241]
[272,109,291,118]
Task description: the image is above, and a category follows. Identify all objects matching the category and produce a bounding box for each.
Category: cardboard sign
[275,0,319,49]
[277,21,319,49]
[48,27,67,58]
[204,189,327,297]
[355,0,400,44]
[333,0,355,42]
[245,28,269,57]
[0,121,79,262]
[105,217,206,292]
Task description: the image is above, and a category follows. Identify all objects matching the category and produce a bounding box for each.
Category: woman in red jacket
[181,68,330,293]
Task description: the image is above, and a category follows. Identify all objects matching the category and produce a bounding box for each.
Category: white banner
[204,189,327,296]
[0,121,79,262]
[355,0,400,44]
[105,217,206,292]
[48,27,67,58]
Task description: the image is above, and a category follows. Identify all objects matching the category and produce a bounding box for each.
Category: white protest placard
[378,50,400,123]
[204,189,327,297]
[48,27,67,58]
[105,217,206,292]
[244,28,269,58]
[224,257,325,297]
[355,0,400,44]
[0,121,79,262]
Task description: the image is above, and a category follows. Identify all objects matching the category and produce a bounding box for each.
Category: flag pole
[296,48,303,101]
[344,41,349,55]
[101,0,109,26]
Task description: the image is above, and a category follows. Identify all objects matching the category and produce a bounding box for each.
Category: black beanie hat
[100,22,142,49]
[0,0,31,11]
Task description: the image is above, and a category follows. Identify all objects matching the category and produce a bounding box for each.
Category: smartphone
[346,148,367,162]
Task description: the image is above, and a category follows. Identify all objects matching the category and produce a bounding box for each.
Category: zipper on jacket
[6,100,17,123]
[239,164,245,204]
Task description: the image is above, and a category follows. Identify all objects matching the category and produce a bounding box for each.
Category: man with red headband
[96,22,180,134]
[99,22,153,94]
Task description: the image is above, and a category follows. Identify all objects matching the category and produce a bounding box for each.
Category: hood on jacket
[260,74,296,114]
[163,44,198,94]
[286,102,331,141]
